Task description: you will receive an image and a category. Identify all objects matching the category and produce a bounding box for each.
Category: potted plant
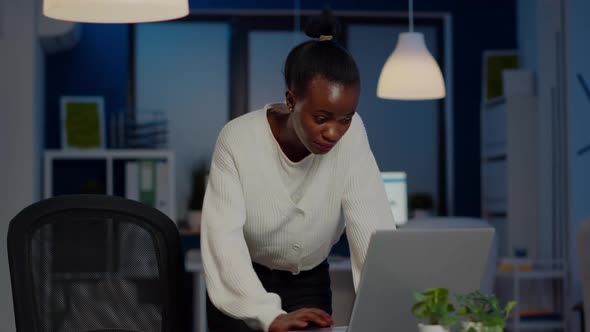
[456,290,516,332]
[412,288,458,332]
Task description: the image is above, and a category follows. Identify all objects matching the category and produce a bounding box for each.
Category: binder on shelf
[125,161,139,201]
[155,161,170,218]
[139,160,156,208]
[45,149,176,222]
[126,159,171,218]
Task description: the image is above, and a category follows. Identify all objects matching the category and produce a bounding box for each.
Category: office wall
[44,24,129,149]
[348,25,440,208]
[567,0,590,312]
[517,0,538,72]
[135,22,230,220]
[0,0,44,330]
[248,31,307,111]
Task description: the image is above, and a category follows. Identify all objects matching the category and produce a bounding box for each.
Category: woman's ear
[285,90,296,112]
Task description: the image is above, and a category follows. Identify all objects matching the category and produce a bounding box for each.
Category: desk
[184,250,352,332]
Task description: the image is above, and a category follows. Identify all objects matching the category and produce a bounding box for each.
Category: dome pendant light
[43,0,189,23]
[377,0,446,100]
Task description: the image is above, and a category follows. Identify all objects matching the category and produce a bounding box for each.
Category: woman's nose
[322,126,340,143]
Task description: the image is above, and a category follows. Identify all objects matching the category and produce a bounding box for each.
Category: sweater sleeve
[201,127,286,332]
[341,116,396,290]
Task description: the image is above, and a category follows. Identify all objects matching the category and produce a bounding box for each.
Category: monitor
[381,172,407,226]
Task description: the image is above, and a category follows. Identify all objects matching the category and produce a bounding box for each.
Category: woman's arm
[341,116,396,289]
[201,127,286,331]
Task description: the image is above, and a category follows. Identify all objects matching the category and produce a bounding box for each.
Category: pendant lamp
[43,0,189,23]
[377,0,445,100]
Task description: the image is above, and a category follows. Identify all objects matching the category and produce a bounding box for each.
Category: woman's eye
[315,117,327,124]
[340,117,352,124]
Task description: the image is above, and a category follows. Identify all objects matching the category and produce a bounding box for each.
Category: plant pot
[418,324,450,332]
[462,322,483,332]
[461,322,503,332]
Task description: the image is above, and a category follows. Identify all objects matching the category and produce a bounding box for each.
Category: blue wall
[44,1,517,217]
[567,0,590,308]
[45,23,129,149]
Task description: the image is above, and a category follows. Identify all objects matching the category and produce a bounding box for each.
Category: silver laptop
[299,227,494,332]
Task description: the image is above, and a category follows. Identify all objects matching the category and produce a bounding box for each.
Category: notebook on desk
[294,227,494,332]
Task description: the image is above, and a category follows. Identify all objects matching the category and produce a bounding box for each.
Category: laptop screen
[381,172,408,225]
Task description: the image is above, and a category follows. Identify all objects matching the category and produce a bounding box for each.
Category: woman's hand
[269,308,333,332]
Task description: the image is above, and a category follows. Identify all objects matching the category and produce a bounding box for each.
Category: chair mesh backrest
[8,195,184,332]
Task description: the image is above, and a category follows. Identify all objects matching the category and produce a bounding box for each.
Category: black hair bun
[304,8,341,41]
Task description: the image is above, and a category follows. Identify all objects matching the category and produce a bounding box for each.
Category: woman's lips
[314,142,334,152]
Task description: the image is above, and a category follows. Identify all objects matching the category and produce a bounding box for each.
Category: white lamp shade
[43,0,189,23]
[377,32,446,100]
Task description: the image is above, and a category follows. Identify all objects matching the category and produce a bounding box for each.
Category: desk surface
[184,249,352,273]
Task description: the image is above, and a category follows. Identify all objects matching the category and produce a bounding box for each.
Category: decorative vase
[418,324,450,332]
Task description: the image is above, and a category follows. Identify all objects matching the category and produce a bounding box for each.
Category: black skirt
[206,260,333,332]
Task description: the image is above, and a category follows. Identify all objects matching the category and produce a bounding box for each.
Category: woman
[201,11,395,332]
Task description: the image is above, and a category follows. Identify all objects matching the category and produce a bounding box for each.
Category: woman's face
[287,77,360,154]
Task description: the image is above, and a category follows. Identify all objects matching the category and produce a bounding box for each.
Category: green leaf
[504,301,516,320]
[412,288,456,325]
[412,302,429,318]
[414,292,427,302]
[437,288,449,298]
[424,288,438,295]
[483,317,504,327]
[453,290,519,327]
[456,307,468,316]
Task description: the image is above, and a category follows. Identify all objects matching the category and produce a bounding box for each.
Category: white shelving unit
[480,98,508,256]
[481,67,569,331]
[496,260,567,331]
[506,321,566,331]
[44,149,176,222]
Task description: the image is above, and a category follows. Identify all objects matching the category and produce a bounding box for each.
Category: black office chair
[7,195,185,332]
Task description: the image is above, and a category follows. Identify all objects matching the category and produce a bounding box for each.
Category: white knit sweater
[201,106,395,331]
